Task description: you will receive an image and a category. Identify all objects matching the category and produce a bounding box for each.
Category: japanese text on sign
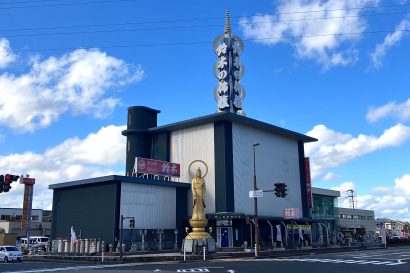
[283,208,300,219]
[133,157,180,177]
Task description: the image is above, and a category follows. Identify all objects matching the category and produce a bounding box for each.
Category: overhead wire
[1,9,409,37]
[0,0,136,10]
[2,28,410,53]
[0,1,409,53]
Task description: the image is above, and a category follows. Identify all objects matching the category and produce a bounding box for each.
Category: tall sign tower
[213,10,246,115]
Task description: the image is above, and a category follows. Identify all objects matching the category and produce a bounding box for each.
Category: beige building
[336,207,376,238]
[0,208,51,240]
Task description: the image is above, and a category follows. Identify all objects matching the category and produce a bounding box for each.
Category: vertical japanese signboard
[21,178,35,230]
[304,157,312,208]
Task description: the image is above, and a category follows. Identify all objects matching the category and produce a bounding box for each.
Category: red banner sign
[134,157,180,177]
[305,157,312,208]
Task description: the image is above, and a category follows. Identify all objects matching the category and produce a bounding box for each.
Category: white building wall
[170,123,215,215]
[232,123,302,217]
[120,183,176,229]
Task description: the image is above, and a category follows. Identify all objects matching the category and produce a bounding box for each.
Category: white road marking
[2,263,142,273]
[248,258,408,266]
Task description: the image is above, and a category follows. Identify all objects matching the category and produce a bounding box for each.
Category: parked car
[0,245,23,263]
[18,236,49,253]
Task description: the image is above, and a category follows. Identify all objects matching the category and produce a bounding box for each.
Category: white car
[0,245,23,263]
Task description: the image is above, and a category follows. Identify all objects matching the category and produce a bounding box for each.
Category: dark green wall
[51,182,119,245]
[214,121,235,213]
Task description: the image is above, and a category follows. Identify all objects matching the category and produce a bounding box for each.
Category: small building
[0,208,52,244]
[337,207,376,239]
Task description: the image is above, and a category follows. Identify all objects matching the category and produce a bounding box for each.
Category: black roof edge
[48,175,191,190]
[149,112,317,143]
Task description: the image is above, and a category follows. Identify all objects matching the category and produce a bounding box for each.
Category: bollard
[58,239,63,253]
[183,244,186,261]
[141,232,145,251]
[203,246,206,261]
[254,244,257,257]
[64,239,69,253]
[85,239,90,254]
[79,239,85,254]
[102,251,105,263]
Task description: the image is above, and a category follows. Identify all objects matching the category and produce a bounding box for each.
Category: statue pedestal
[182,238,216,254]
[182,219,215,254]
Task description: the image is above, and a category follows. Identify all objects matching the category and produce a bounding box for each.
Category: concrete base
[182,238,216,254]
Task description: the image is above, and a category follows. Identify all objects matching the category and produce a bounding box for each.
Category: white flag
[71,226,78,244]
[276,225,282,242]
[298,226,303,241]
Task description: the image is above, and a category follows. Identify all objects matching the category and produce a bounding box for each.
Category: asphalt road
[1,246,409,273]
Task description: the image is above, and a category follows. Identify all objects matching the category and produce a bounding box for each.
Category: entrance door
[221,227,229,247]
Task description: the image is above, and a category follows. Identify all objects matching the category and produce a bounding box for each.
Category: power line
[0,0,136,10]
[2,28,409,53]
[1,10,410,38]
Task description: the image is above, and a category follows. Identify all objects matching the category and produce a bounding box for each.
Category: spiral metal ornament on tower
[213,10,246,116]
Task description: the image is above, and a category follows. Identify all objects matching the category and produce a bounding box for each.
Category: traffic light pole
[119,215,124,260]
[119,215,135,261]
[252,143,260,257]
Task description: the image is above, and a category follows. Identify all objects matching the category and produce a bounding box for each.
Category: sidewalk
[24,244,385,264]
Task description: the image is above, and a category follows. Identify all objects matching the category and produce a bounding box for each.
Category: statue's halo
[188,160,208,178]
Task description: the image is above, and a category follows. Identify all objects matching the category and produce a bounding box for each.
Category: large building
[49,11,345,250]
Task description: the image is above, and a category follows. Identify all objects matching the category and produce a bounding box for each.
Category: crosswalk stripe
[249,258,407,266]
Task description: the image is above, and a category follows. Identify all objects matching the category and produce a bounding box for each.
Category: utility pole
[346,189,356,209]
[252,143,260,257]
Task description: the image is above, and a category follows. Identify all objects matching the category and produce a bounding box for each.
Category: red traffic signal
[2,174,20,192]
[0,175,4,193]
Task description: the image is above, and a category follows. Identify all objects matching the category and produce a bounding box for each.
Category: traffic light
[3,174,19,192]
[129,218,135,229]
[0,175,4,193]
[274,183,288,198]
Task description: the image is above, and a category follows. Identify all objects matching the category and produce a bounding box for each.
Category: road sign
[249,190,264,198]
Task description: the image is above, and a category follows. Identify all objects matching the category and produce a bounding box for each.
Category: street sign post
[249,190,264,198]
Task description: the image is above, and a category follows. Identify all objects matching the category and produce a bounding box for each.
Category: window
[1,215,11,220]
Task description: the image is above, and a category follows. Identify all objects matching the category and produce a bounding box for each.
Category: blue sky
[0,0,409,221]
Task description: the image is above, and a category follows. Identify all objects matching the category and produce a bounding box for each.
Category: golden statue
[186,160,212,240]
[192,168,206,220]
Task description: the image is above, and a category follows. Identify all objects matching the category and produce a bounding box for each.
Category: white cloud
[0,41,144,132]
[323,172,340,181]
[305,124,410,179]
[0,125,125,209]
[0,38,15,69]
[334,174,410,221]
[369,17,410,69]
[367,98,410,123]
[332,174,410,221]
[239,0,377,69]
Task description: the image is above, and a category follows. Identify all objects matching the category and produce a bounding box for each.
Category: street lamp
[252,143,260,257]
